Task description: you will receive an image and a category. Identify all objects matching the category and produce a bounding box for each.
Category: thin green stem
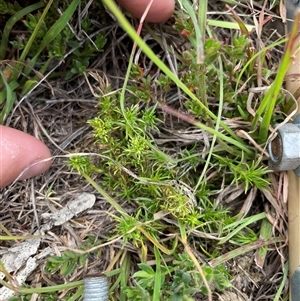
[102,0,249,152]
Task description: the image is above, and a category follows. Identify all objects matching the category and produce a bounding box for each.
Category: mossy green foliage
[0,0,107,122]
[68,34,272,299]
[1,0,287,300]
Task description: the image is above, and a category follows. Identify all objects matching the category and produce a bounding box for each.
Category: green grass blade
[32,0,80,61]
[120,253,131,301]
[193,121,252,155]
[195,56,225,190]
[0,70,17,123]
[181,0,208,109]
[235,38,287,101]
[102,0,251,155]
[226,4,249,36]
[181,0,204,63]
[219,212,266,244]
[207,19,255,31]
[255,14,300,142]
[83,173,127,216]
[0,79,19,106]
[0,277,83,294]
[153,246,162,301]
[19,0,53,63]
[66,285,83,301]
[209,237,284,267]
[274,262,288,301]
[0,2,44,60]
[255,218,272,268]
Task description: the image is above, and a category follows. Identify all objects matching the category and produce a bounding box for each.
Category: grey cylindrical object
[268,115,300,175]
[268,123,300,169]
[291,268,300,301]
[83,276,109,301]
[286,0,300,31]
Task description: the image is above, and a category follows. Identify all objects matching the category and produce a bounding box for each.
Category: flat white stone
[41,192,96,226]
[0,193,96,300]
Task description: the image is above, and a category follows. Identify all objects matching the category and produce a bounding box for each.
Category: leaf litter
[0,193,95,300]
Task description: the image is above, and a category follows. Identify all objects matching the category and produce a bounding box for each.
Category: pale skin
[0,0,174,188]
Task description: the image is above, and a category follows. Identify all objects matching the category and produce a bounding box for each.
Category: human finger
[117,0,175,23]
[0,126,51,188]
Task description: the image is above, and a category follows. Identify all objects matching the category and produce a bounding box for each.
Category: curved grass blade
[219,212,266,244]
[32,0,80,61]
[181,0,204,63]
[195,56,225,190]
[19,0,53,63]
[102,0,251,155]
[256,12,300,143]
[0,70,17,123]
[0,2,44,60]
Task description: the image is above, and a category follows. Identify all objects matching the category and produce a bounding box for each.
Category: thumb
[0,126,51,188]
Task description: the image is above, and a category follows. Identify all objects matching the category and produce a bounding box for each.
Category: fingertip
[117,0,175,23]
[0,126,52,188]
[18,152,52,181]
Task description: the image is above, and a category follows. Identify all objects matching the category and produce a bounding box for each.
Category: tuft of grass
[0,0,107,123]
[1,0,289,300]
